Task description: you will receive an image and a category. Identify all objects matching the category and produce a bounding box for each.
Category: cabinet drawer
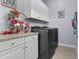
[25,35,38,44]
[0,45,24,58]
[25,39,38,46]
[0,38,24,52]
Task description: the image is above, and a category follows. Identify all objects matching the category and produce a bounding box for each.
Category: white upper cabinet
[24,0,49,22]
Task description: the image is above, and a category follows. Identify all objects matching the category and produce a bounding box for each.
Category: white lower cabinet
[25,42,38,59]
[0,46,24,59]
[0,34,38,59]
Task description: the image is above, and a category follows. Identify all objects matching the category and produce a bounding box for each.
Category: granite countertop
[0,32,38,42]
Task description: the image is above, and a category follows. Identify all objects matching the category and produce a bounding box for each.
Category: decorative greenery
[9,9,20,19]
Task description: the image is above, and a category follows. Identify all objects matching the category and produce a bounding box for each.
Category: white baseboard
[59,43,76,48]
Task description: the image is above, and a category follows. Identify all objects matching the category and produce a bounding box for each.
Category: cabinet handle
[37,16,40,18]
[24,46,28,49]
[32,37,34,39]
[25,46,28,48]
[38,16,40,18]
[11,43,15,45]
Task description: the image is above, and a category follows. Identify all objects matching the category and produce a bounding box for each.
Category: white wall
[47,0,77,47]
[0,2,10,32]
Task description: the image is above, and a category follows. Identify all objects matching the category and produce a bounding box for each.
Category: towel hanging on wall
[71,12,77,36]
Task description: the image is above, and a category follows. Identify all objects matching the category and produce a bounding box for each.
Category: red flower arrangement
[0,9,30,35]
[9,19,29,32]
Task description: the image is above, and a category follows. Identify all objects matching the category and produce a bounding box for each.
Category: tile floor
[52,46,77,59]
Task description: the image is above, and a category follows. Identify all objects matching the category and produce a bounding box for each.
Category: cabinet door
[0,48,24,59]
[25,41,38,59]
[31,0,49,22]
